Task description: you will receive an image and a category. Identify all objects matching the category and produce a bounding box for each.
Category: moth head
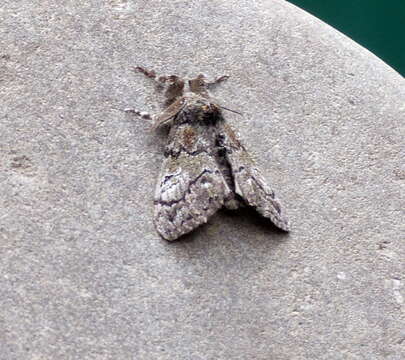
[200,102,220,115]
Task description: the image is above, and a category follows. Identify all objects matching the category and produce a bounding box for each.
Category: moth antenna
[219,106,243,116]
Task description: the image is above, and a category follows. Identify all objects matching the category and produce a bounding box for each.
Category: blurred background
[287,0,405,76]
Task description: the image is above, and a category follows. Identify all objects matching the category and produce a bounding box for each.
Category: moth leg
[124,108,153,120]
[125,98,184,130]
[134,66,185,102]
[134,66,185,106]
[133,66,169,86]
[207,75,230,89]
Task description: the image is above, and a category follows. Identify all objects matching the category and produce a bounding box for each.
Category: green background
[287,0,405,76]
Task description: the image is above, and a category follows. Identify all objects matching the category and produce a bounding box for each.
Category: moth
[126,66,290,241]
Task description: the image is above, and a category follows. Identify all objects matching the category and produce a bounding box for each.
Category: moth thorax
[197,103,220,124]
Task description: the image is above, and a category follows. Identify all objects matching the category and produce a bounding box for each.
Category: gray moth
[126,66,290,241]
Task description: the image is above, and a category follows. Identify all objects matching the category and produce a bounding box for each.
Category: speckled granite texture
[0,0,404,359]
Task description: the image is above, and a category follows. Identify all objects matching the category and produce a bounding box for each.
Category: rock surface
[0,0,404,359]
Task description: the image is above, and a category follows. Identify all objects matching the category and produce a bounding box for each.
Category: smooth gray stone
[1,0,404,359]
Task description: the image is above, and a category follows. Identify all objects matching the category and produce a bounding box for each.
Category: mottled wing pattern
[220,123,290,231]
[154,123,231,241]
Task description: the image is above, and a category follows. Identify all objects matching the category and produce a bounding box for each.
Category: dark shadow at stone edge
[167,205,290,245]
[222,206,290,238]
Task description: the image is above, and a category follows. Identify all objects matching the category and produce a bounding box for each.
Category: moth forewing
[219,123,290,232]
[153,119,231,241]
